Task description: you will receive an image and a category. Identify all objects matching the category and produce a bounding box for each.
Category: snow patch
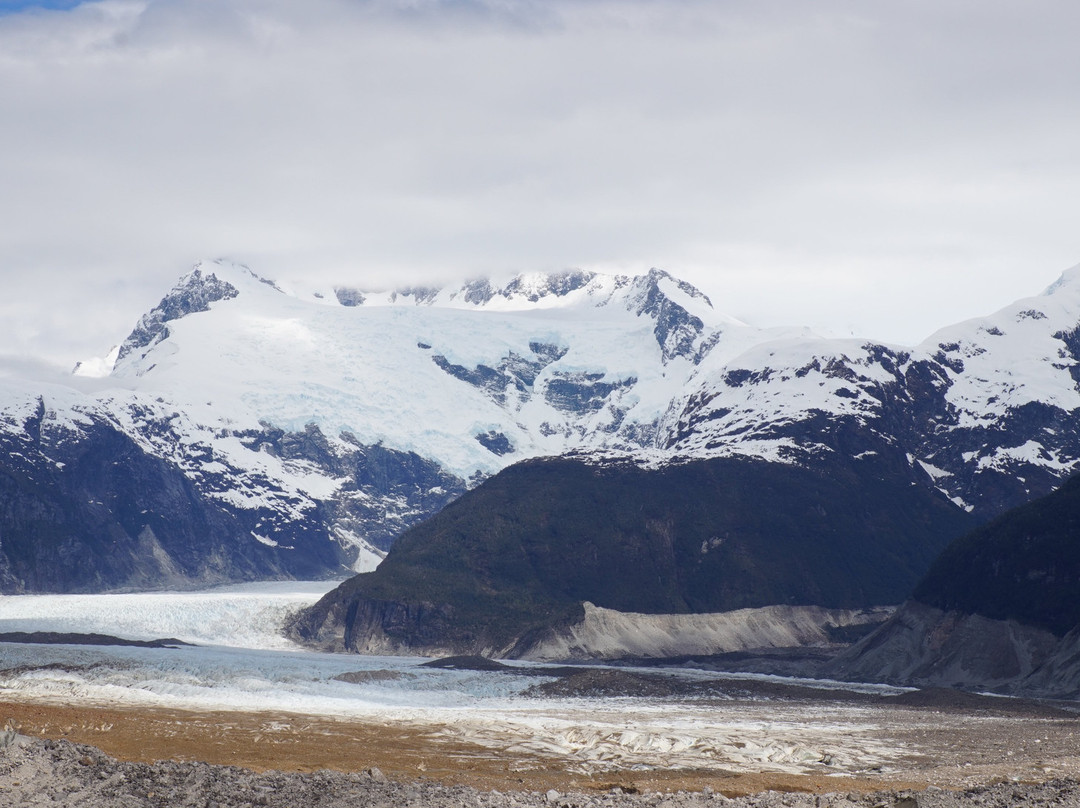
[251,532,279,547]
[917,460,952,480]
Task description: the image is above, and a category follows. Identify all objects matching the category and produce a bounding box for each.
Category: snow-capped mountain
[109,261,731,479]
[3,258,1080,593]
[0,260,743,591]
[665,266,1080,518]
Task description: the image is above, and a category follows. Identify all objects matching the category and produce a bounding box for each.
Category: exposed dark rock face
[627,268,712,363]
[431,356,510,402]
[333,287,366,307]
[460,278,494,304]
[287,454,975,656]
[431,342,570,406]
[117,269,239,362]
[474,430,514,456]
[0,410,345,593]
[0,401,467,592]
[544,373,636,414]
[389,286,440,304]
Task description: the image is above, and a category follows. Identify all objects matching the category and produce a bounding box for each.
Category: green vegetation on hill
[913,473,1080,636]
[293,454,975,653]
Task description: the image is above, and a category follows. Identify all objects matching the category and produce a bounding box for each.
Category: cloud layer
[2,0,1078,366]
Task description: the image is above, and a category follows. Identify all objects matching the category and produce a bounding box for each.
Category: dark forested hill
[912,474,1080,635]
[288,453,976,656]
[828,473,1080,697]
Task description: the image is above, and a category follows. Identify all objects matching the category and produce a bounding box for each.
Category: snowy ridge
[108,260,732,479]
[664,337,906,461]
[924,287,1080,424]
[662,263,1080,516]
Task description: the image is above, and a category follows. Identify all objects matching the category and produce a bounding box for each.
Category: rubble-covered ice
[0,585,920,777]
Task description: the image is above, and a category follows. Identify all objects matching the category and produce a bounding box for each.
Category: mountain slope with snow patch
[664,264,1080,518]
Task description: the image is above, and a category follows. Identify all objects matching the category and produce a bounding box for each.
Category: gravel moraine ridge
[2,739,1079,808]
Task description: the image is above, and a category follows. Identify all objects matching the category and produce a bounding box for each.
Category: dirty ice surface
[0,583,907,777]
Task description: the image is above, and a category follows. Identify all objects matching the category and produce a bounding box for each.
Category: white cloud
[0,0,1078,363]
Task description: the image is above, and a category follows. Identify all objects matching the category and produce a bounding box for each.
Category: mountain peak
[622,268,720,363]
[308,267,724,326]
[641,267,714,310]
[486,270,599,304]
[116,263,241,364]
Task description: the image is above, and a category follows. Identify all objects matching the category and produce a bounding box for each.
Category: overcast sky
[1,0,1078,372]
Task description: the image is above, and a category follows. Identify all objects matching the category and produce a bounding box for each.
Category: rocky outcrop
[294,596,474,656]
[826,600,1080,700]
[825,602,1062,694]
[828,473,1080,698]
[627,268,713,363]
[429,341,568,407]
[117,268,239,362]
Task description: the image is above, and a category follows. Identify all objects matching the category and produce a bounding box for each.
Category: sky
[1,0,1078,374]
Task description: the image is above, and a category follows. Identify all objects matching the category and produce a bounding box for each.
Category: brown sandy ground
[0,698,922,797]
[3,685,1080,799]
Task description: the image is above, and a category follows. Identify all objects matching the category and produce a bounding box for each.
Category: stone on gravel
[2,739,1080,808]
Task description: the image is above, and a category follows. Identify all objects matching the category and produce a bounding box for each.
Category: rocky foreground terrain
[1,738,1079,808]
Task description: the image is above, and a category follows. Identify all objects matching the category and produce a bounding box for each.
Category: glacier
[0,585,915,777]
[0,581,340,650]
